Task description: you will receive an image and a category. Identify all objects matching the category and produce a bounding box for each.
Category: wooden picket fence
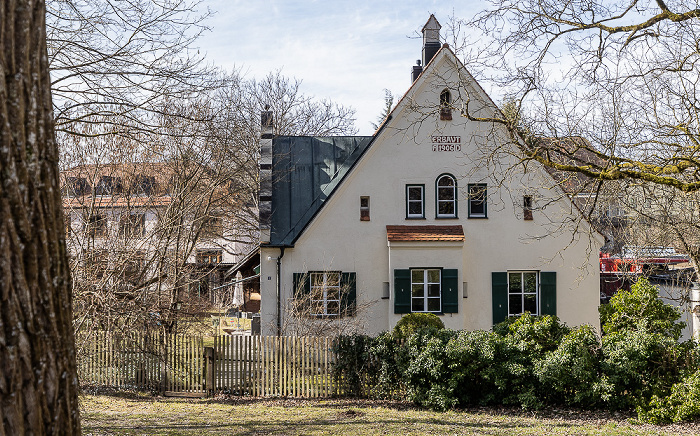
[77,332,336,397]
[214,335,334,397]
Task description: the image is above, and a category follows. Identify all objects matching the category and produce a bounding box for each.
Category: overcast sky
[196,1,482,135]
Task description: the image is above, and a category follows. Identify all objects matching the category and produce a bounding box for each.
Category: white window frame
[436,174,457,218]
[310,271,341,317]
[507,271,539,316]
[406,185,425,219]
[468,183,487,218]
[411,268,441,313]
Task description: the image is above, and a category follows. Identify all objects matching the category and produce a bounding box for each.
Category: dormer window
[132,175,156,196]
[64,177,90,197]
[95,176,122,196]
[440,89,452,120]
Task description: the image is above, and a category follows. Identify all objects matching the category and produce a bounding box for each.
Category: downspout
[276,247,285,336]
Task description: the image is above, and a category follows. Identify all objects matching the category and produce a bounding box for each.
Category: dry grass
[80,392,698,435]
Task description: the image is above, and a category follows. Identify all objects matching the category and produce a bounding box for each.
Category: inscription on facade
[431,135,461,152]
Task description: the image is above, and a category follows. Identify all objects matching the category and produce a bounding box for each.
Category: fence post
[204,346,215,396]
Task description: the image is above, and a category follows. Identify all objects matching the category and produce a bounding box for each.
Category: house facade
[62,162,256,312]
[258,16,604,336]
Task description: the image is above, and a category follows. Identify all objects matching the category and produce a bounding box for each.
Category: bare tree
[47,0,221,139]
[282,272,374,337]
[65,70,358,339]
[459,0,700,192]
[1,0,81,433]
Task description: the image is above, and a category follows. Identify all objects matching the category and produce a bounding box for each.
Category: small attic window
[440,89,452,120]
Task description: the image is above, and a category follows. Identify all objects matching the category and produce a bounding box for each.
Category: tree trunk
[0,0,81,434]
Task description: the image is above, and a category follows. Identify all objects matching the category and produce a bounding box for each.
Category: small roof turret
[421,14,442,67]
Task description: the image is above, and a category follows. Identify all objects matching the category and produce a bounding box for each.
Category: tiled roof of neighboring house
[386,225,465,242]
[270,136,373,245]
[63,195,173,209]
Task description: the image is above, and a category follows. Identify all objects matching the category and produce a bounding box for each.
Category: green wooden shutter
[394,269,411,314]
[293,272,310,298]
[540,271,557,316]
[441,269,459,313]
[340,272,357,317]
[492,272,508,325]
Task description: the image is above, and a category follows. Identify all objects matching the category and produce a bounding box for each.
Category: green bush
[638,369,700,424]
[403,328,458,410]
[365,331,409,399]
[599,277,685,340]
[599,330,686,410]
[332,334,374,397]
[393,313,444,338]
[534,325,602,407]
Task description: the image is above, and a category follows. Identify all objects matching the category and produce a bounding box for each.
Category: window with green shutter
[293,271,356,318]
[492,272,508,325]
[540,272,557,316]
[341,272,357,316]
[492,270,557,325]
[441,269,459,313]
[394,268,459,314]
[394,269,411,314]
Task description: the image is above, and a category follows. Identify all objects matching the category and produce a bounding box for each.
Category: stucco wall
[260,50,603,336]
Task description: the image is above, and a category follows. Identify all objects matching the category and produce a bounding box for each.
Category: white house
[257,15,604,336]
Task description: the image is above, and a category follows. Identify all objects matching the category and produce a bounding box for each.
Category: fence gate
[163,334,206,397]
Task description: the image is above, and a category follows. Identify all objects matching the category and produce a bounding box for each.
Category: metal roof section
[270,136,373,246]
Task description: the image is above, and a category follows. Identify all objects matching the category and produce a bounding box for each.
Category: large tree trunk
[0,0,81,434]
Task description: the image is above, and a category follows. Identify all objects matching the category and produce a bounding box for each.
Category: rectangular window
[523,196,533,220]
[120,212,145,237]
[202,215,223,239]
[508,271,538,316]
[85,213,107,238]
[468,184,487,218]
[310,272,341,316]
[360,196,370,221]
[411,268,441,313]
[406,185,425,219]
[196,250,222,264]
[84,249,109,280]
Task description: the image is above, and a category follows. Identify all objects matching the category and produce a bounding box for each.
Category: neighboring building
[255,16,604,336]
[62,162,256,313]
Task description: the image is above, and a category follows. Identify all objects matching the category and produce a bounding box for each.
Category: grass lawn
[80,392,699,436]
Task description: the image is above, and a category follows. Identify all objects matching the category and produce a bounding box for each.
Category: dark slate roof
[270,136,373,245]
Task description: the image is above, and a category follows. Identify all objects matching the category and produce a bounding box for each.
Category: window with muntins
[436,174,457,218]
[411,269,441,312]
[406,185,425,218]
[293,272,357,318]
[310,272,341,316]
[508,271,538,316]
[468,183,487,218]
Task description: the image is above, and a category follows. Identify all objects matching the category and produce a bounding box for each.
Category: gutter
[276,247,285,336]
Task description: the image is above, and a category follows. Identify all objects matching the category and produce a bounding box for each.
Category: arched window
[440,89,452,120]
[436,174,457,218]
